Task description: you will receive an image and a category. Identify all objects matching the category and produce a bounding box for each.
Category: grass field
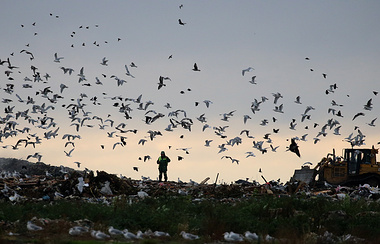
[1,194,380,243]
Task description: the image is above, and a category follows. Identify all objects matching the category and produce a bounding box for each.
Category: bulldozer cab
[344,149,372,175]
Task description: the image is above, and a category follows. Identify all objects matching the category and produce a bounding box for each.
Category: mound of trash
[1,157,380,203]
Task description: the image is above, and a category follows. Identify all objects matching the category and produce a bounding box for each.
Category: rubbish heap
[1,157,380,203]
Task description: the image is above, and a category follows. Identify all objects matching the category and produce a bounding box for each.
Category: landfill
[1,158,379,243]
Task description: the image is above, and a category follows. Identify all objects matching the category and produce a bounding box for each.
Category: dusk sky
[1,1,379,184]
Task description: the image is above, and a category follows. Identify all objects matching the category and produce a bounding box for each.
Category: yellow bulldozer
[292,146,380,187]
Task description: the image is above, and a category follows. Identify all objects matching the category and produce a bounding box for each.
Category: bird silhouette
[192,63,200,71]
[242,67,254,76]
[178,19,186,25]
[287,138,301,157]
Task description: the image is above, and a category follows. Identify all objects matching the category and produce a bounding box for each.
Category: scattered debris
[0,158,379,243]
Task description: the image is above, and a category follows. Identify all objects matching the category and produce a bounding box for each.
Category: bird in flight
[125,65,135,78]
[100,57,108,66]
[54,53,64,63]
[192,63,200,71]
[287,138,301,157]
[158,76,166,90]
[64,148,75,157]
[367,118,377,127]
[242,67,254,76]
[353,112,365,121]
[248,76,257,85]
[221,155,239,164]
[364,98,373,111]
[178,19,186,25]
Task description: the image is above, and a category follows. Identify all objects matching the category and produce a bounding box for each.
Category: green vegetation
[1,195,380,242]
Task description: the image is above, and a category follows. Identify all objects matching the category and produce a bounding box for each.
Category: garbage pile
[1,157,380,203]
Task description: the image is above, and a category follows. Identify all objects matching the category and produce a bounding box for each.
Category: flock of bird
[0,3,379,181]
[25,218,274,242]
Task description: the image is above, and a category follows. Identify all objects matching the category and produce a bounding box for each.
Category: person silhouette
[157,151,170,182]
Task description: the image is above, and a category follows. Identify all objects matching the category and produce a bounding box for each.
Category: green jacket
[157,156,170,172]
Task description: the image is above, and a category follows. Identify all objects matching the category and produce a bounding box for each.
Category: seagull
[77,67,86,82]
[260,119,269,126]
[64,148,75,157]
[272,92,283,104]
[364,98,373,111]
[177,147,192,154]
[60,66,74,75]
[123,229,140,240]
[20,49,34,60]
[270,144,279,152]
[352,112,365,121]
[76,177,87,193]
[294,96,302,104]
[192,63,200,71]
[248,76,257,84]
[91,230,110,240]
[74,161,81,168]
[202,124,211,131]
[303,105,315,114]
[240,129,254,138]
[367,118,377,127]
[224,232,244,242]
[113,142,124,149]
[153,231,170,237]
[244,231,259,241]
[60,83,68,93]
[95,77,103,85]
[287,138,301,157]
[27,221,43,231]
[331,100,343,107]
[205,139,213,147]
[54,52,64,63]
[158,76,166,90]
[124,64,135,78]
[25,151,41,161]
[221,155,239,164]
[273,104,284,113]
[138,139,147,145]
[69,226,89,236]
[333,126,341,135]
[180,231,200,240]
[242,67,254,76]
[178,19,186,25]
[300,134,308,141]
[243,114,251,124]
[203,100,213,108]
[289,119,297,130]
[100,57,109,66]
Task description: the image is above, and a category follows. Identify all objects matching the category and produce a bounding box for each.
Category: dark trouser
[159,170,167,182]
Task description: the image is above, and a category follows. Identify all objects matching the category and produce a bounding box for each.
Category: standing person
[157,151,170,182]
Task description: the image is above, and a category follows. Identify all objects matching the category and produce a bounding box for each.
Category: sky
[0,1,379,184]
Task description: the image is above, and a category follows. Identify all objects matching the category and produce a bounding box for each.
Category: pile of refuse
[1,158,380,243]
[1,157,380,203]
